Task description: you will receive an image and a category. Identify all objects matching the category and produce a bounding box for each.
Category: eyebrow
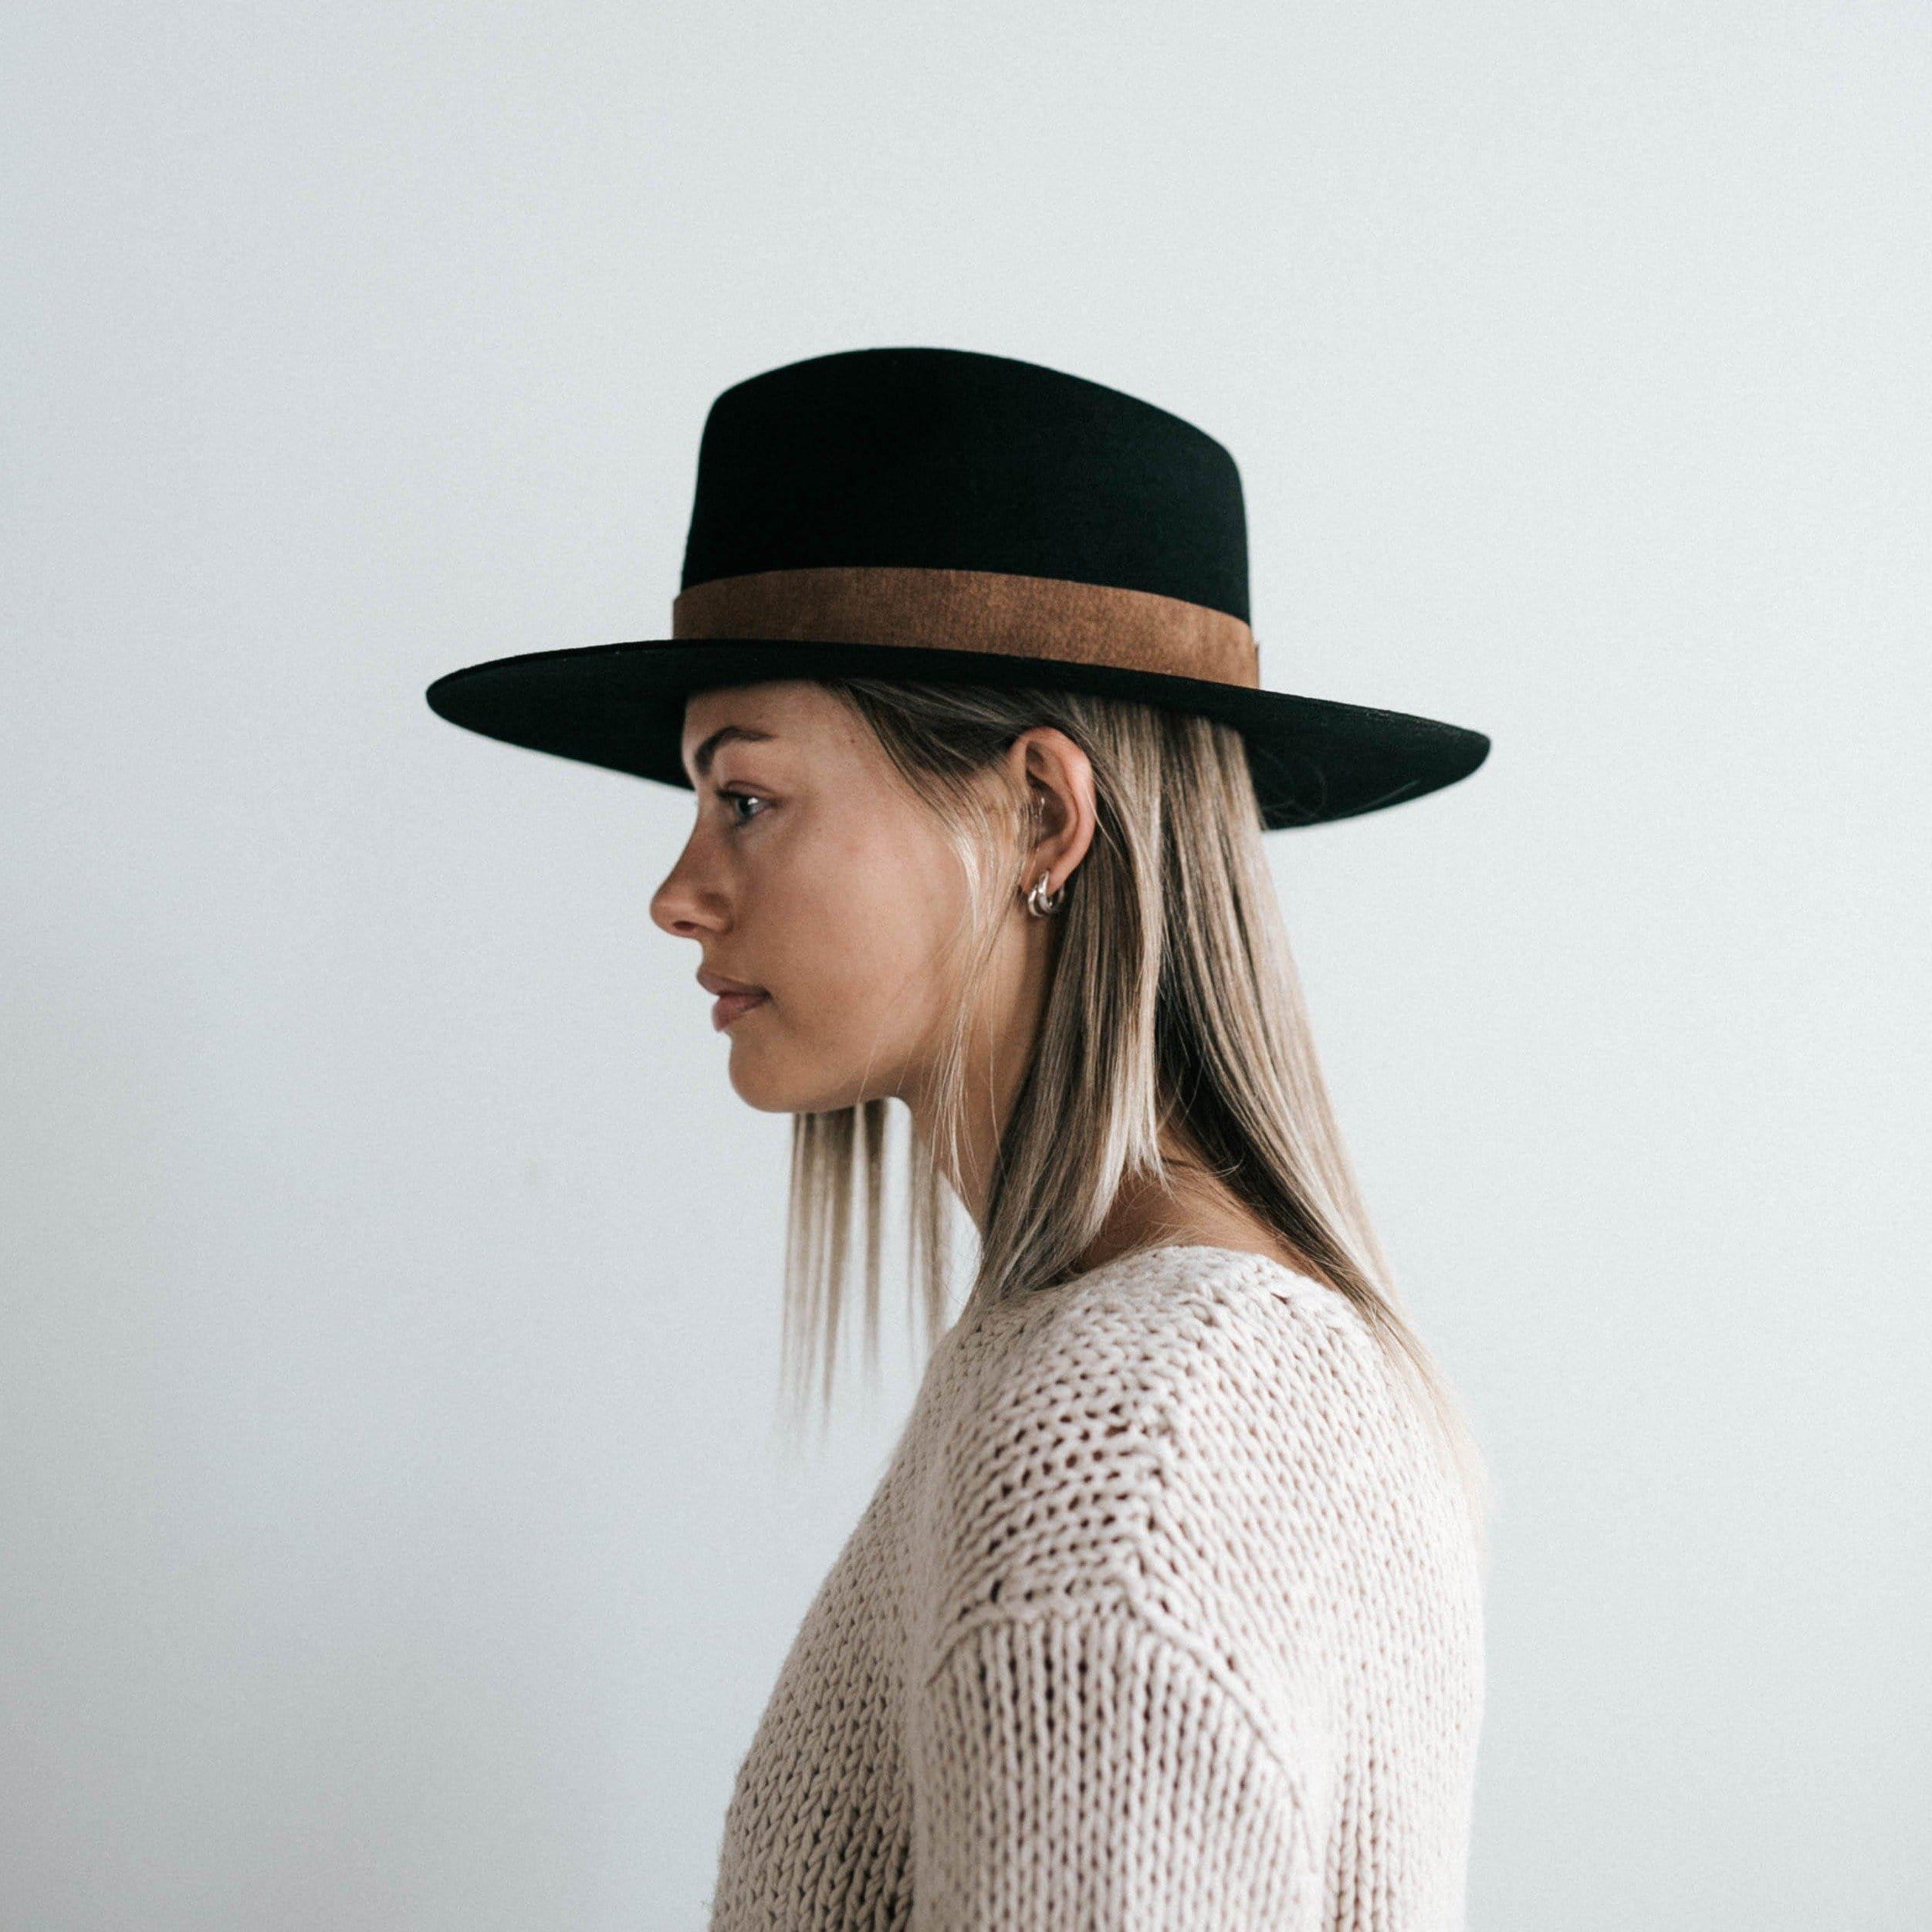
[685,722,777,783]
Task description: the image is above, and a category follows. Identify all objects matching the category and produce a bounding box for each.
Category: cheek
[754,814,963,1049]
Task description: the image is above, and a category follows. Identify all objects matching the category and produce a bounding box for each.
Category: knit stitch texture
[705,1242,1486,1930]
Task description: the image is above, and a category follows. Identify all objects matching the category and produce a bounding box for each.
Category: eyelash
[719,787,770,828]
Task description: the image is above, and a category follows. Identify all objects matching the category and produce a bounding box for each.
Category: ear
[1009,726,1098,895]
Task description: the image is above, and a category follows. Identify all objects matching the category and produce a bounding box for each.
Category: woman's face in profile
[649,680,1001,1115]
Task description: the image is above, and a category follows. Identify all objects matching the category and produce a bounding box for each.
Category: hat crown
[679,347,1250,624]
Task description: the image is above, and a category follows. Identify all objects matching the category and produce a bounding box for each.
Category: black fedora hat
[424,346,1490,829]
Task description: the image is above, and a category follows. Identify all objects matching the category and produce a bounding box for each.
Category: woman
[427,346,1494,1929]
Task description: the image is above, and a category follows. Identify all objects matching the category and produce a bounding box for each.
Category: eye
[719,787,770,828]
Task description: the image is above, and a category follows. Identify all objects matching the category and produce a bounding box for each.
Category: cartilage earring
[1026,871,1064,918]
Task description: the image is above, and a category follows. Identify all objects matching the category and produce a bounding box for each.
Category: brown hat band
[671,565,1260,690]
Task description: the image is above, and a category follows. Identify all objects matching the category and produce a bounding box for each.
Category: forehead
[679,679,848,772]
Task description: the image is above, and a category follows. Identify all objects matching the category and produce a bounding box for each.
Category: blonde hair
[780,676,1491,1567]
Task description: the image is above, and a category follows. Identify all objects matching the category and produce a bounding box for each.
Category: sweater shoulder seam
[919,1592,1315,1800]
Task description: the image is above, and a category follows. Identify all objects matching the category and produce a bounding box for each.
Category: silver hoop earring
[1026,871,1064,918]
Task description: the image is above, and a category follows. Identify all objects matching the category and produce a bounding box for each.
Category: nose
[649,833,727,941]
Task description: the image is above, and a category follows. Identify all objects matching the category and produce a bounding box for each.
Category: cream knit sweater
[705,1243,1485,1930]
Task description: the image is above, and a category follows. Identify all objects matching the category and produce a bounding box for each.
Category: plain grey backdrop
[4,3,1926,1927]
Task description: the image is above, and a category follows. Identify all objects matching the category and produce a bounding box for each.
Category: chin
[726,1060,802,1112]
[723,1041,814,1114]
[725,1037,892,1116]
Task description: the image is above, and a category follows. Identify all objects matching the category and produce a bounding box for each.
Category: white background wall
[4,4,1926,1927]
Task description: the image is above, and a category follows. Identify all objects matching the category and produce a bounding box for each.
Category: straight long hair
[780,676,1491,1567]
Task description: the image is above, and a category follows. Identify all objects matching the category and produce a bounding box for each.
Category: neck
[905,1062,1309,1284]
[895,921,1312,1281]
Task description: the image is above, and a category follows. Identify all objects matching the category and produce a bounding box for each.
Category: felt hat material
[425,346,1490,829]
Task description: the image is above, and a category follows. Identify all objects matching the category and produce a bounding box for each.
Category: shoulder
[960,1243,1393,1449]
[911,1245,1414,1635]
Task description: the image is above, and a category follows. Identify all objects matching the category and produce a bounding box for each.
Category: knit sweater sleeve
[907,1607,1321,1930]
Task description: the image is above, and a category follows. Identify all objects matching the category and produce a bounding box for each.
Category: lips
[711,989,770,1030]
[698,969,770,1031]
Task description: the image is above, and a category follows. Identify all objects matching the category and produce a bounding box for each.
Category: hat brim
[424,638,1489,831]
